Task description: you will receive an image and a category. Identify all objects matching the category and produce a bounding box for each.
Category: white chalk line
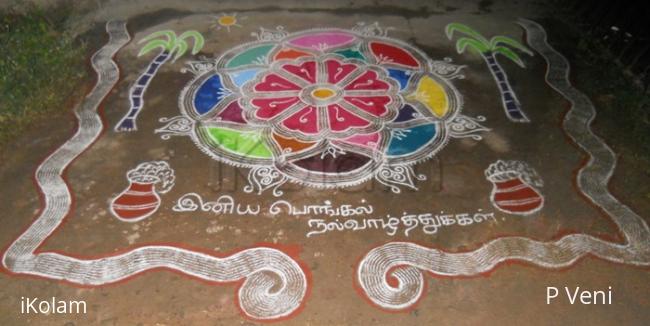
[1,20,307,320]
[357,19,650,311]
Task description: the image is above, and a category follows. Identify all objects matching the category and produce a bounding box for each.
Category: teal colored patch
[228,68,261,88]
[226,45,274,68]
[387,124,437,156]
[334,48,365,60]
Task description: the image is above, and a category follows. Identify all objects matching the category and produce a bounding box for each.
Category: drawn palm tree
[115,30,204,132]
[446,23,533,122]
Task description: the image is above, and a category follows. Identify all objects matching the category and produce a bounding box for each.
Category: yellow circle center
[218,16,237,26]
[312,88,335,100]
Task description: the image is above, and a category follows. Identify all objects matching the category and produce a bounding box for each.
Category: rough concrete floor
[0,0,648,325]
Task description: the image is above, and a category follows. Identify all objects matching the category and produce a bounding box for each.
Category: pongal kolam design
[446,22,533,123]
[485,160,544,215]
[116,30,204,132]
[110,161,175,222]
[356,19,650,313]
[157,23,488,194]
[2,21,309,322]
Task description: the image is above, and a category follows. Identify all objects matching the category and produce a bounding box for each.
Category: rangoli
[356,18,650,312]
[3,15,648,324]
[157,23,487,194]
[2,21,308,321]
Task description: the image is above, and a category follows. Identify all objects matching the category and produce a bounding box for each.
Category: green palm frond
[137,29,205,61]
[489,36,533,56]
[456,37,490,54]
[139,30,176,48]
[171,41,189,62]
[493,46,525,67]
[138,39,170,57]
[445,23,490,48]
[137,30,177,57]
[178,30,205,55]
[167,30,204,62]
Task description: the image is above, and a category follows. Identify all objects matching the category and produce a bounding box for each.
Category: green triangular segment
[335,48,365,60]
[226,44,274,68]
[205,127,272,158]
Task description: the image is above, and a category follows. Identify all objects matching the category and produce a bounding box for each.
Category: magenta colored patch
[344,71,390,91]
[328,104,370,132]
[343,96,391,117]
[217,101,246,124]
[341,132,381,150]
[288,32,356,50]
[282,61,317,83]
[254,73,301,92]
[326,59,357,84]
[252,97,300,119]
[283,106,319,134]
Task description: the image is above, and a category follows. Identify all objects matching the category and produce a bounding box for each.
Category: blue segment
[194,74,228,115]
[228,69,261,88]
[387,68,412,90]
[387,123,437,156]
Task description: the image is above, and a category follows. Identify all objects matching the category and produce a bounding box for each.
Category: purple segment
[393,104,418,122]
[217,101,246,124]
[288,31,356,51]
[154,51,170,63]
[147,63,159,74]
[293,151,370,173]
[137,74,151,86]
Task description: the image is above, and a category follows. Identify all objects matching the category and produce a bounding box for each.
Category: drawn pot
[110,181,161,222]
[489,174,543,215]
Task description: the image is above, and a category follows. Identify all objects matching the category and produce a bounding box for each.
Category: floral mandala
[160,25,487,194]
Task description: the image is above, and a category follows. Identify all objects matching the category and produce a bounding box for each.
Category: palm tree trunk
[115,50,171,132]
[482,52,529,122]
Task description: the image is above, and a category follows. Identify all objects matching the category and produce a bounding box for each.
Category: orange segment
[273,133,316,153]
[274,48,312,60]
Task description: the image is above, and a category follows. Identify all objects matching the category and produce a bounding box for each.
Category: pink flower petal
[254,73,301,92]
[343,96,391,117]
[343,70,390,91]
[326,59,357,84]
[282,60,317,83]
[252,97,300,119]
[327,104,370,132]
[282,106,320,134]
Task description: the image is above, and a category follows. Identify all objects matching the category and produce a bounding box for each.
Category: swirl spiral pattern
[2,21,308,321]
[357,19,650,311]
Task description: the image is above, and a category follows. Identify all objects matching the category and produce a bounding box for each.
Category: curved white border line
[357,19,650,311]
[2,21,307,321]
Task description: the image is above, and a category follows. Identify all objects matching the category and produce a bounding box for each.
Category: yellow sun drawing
[212,13,246,32]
